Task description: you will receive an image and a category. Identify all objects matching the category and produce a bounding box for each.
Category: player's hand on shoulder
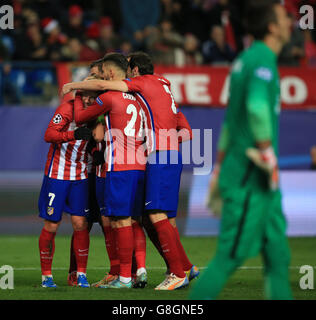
[61,83,73,98]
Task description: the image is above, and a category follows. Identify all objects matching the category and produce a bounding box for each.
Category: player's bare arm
[93,123,105,142]
[62,80,129,97]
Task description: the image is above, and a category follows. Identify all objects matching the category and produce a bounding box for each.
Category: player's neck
[263,35,283,56]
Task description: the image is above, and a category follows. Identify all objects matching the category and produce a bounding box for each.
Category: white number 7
[48,193,55,206]
[163,84,177,114]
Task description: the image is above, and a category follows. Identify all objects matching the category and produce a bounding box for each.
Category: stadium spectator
[24,22,47,60]
[160,0,188,35]
[202,25,236,65]
[147,19,183,65]
[62,5,86,41]
[181,0,209,42]
[118,39,133,56]
[98,17,120,54]
[41,17,68,61]
[177,33,203,66]
[62,38,101,62]
[119,0,160,50]
[278,14,305,66]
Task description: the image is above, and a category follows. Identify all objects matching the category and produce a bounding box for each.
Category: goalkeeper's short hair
[244,0,281,40]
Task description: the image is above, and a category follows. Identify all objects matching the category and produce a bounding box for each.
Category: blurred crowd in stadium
[1,0,316,67]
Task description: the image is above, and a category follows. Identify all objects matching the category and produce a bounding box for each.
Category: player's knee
[44,219,60,233]
[168,217,176,227]
[101,215,111,227]
[113,216,131,228]
[71,216,88,231]
[149,211,168,224]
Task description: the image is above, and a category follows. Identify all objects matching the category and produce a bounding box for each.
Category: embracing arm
[62,80,129,97]
[74,93,111,125]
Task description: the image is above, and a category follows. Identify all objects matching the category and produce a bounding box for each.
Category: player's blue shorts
[145,150,183,217]
[38,175,89,222]
[95,175,106,216]
[104,170,145,218]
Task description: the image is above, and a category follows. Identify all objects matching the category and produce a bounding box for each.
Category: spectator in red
[63,5,86,40]
[41,17,68,61]
[62,38,101,61]
[98,17,120,54]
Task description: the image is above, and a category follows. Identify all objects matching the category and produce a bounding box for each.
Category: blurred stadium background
[0,0,316,238]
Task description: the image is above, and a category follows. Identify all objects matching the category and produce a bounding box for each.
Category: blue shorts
[145,150,183,217]
[95,175,106,216]
[104,170,145,218]
[38,176,89,222]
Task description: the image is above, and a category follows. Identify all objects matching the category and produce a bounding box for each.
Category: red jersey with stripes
[44,100,89,180]
[74,92,146,172]
[123,74,179,153]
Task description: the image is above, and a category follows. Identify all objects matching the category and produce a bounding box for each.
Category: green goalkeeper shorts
[217,186,289,262]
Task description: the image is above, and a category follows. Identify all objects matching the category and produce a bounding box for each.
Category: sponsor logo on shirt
[255,67,272,81]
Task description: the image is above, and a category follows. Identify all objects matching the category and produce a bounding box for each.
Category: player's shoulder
[59,99,74,109]
[56,99,74,114]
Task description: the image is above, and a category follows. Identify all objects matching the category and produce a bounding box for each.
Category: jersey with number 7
[74,91,147,172]
[122,74,179,154]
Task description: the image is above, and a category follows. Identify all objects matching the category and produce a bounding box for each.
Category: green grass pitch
[0,235,316,300]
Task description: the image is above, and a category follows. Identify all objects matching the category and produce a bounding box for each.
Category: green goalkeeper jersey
[218,41,281,190]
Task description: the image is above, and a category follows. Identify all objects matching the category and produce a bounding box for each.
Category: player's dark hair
[102,52,128,74]
[89,58,103,72]
[128,52,154,75]
[244,0,281,40]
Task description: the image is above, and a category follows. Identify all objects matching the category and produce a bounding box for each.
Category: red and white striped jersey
[44,100,89,180]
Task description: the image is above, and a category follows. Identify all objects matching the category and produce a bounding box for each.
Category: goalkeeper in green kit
[189,0,293,300]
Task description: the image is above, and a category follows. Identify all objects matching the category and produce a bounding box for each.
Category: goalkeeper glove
[74,127,92,141]
[245,146,279,190]
[206,164,223,217]
[92,150,105,166]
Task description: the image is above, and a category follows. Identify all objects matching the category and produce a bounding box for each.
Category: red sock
[174,226,193,271]
[68,233,77,273]
[116,226,134,279]
[73,229,90,273]
[103,226,120,275]
[39,228,56,276]
[142,215,169,270]
[132,222,146,270]
[153,219,185,278]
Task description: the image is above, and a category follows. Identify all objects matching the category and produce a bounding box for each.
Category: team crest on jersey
[47,206,54,215]
[53,114,62,124]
